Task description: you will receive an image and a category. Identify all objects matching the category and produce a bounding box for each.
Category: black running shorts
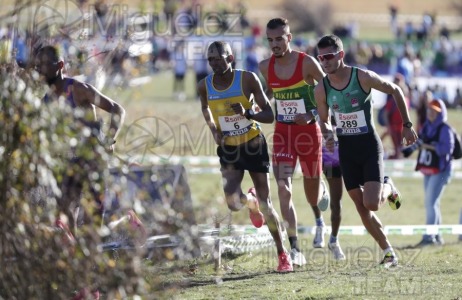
[217,134,270,173]
[338,132,384,190]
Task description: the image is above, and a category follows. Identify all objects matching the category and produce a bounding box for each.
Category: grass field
[98,70,462,299]
[154,239,462,299]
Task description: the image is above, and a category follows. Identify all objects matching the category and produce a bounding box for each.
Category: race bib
[276,99,307,122]
[218,114,253,137]
[334,111,369,135]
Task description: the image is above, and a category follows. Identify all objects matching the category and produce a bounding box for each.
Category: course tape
[127,156,462,178]
[201,233,275,254]
[101,225,462,254]
[199,224,462,236]
[197,224,462,255]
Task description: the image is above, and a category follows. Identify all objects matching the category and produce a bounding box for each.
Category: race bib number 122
[276,99,307,122]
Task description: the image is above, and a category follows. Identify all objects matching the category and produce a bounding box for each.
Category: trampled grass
[152,239,462,299]
[170,175,462,299]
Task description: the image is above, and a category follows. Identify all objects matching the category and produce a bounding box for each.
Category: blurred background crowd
[1,0,462,135]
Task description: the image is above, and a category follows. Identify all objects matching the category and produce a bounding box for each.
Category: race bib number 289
[334,110,368,135]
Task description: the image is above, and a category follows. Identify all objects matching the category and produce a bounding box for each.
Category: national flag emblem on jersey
[351,98,359,107]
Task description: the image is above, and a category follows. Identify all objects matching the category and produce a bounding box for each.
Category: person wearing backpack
[414,98,456,247]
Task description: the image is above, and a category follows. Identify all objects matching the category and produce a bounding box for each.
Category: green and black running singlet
[323,67,375,136]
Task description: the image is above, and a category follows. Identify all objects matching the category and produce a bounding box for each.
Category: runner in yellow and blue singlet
[198,41,293,272]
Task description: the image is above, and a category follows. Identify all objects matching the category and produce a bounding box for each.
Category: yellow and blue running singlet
[205,70,261,146]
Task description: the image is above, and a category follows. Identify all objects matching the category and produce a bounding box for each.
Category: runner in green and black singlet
[315,34,418,268]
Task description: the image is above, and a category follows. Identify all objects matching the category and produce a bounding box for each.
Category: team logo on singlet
[351,98,359,107]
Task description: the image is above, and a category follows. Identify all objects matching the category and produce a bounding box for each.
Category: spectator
[172,41,187,101]
[453,88,462,109]
[397,48,415,86]
[193,53,209,100]
[384,73,410,159]
[413,99,454,247]
[416,89,433,133]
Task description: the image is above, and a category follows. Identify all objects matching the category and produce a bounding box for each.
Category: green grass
[188,175,462,228]
[154,240,462,299]
[150,172,462,299]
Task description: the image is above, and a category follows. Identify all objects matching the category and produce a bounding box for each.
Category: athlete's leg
[249,171,286,254]
[272,123,300,251]
[220,167,247,211]
[349,186,391,250]
[58,165,83,236]
[304,177,321,216]
[327,175,343,238]
[273,163,297,238]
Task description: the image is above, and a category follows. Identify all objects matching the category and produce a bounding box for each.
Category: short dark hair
[207,41,232,57]
[36,45,62,62]
[266,18,289,30]
[317,34,343,52]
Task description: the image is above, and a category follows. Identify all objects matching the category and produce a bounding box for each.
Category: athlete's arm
[244,71,274,124]
[73,81,126,142]
[293,55,326,125]
[258,59,274,101]
[303,55,325,84]
[198,78,222,145]
[358,69,417,145]
[314,81,334,151]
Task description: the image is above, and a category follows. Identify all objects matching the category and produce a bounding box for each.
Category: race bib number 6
[276,99,307,122]
[218,114,253,136]
[334,110,369,135]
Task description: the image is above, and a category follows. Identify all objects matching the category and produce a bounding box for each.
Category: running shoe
[247,187,265,228]
[328,242,346,261]
[318,180,330,212]
[379,252,398,268]
[277,251,294,272]
[313,226,325,248]
[290,248,307,266]
[384,176,402,210]
[413,238,437,248]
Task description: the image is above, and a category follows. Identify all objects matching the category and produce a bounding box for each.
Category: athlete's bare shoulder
[301,53,325,83]
[197,75,208,98]
[357,67,382,88]
[258,57,271,75]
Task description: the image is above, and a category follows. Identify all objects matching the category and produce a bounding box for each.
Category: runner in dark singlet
[35,45,126,235]
[314,34,418,268]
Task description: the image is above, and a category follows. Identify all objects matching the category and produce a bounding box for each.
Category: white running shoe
[318,180,330,212]
[313,226,325,248]
[290,248,307,266]
[328,242,346,261]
